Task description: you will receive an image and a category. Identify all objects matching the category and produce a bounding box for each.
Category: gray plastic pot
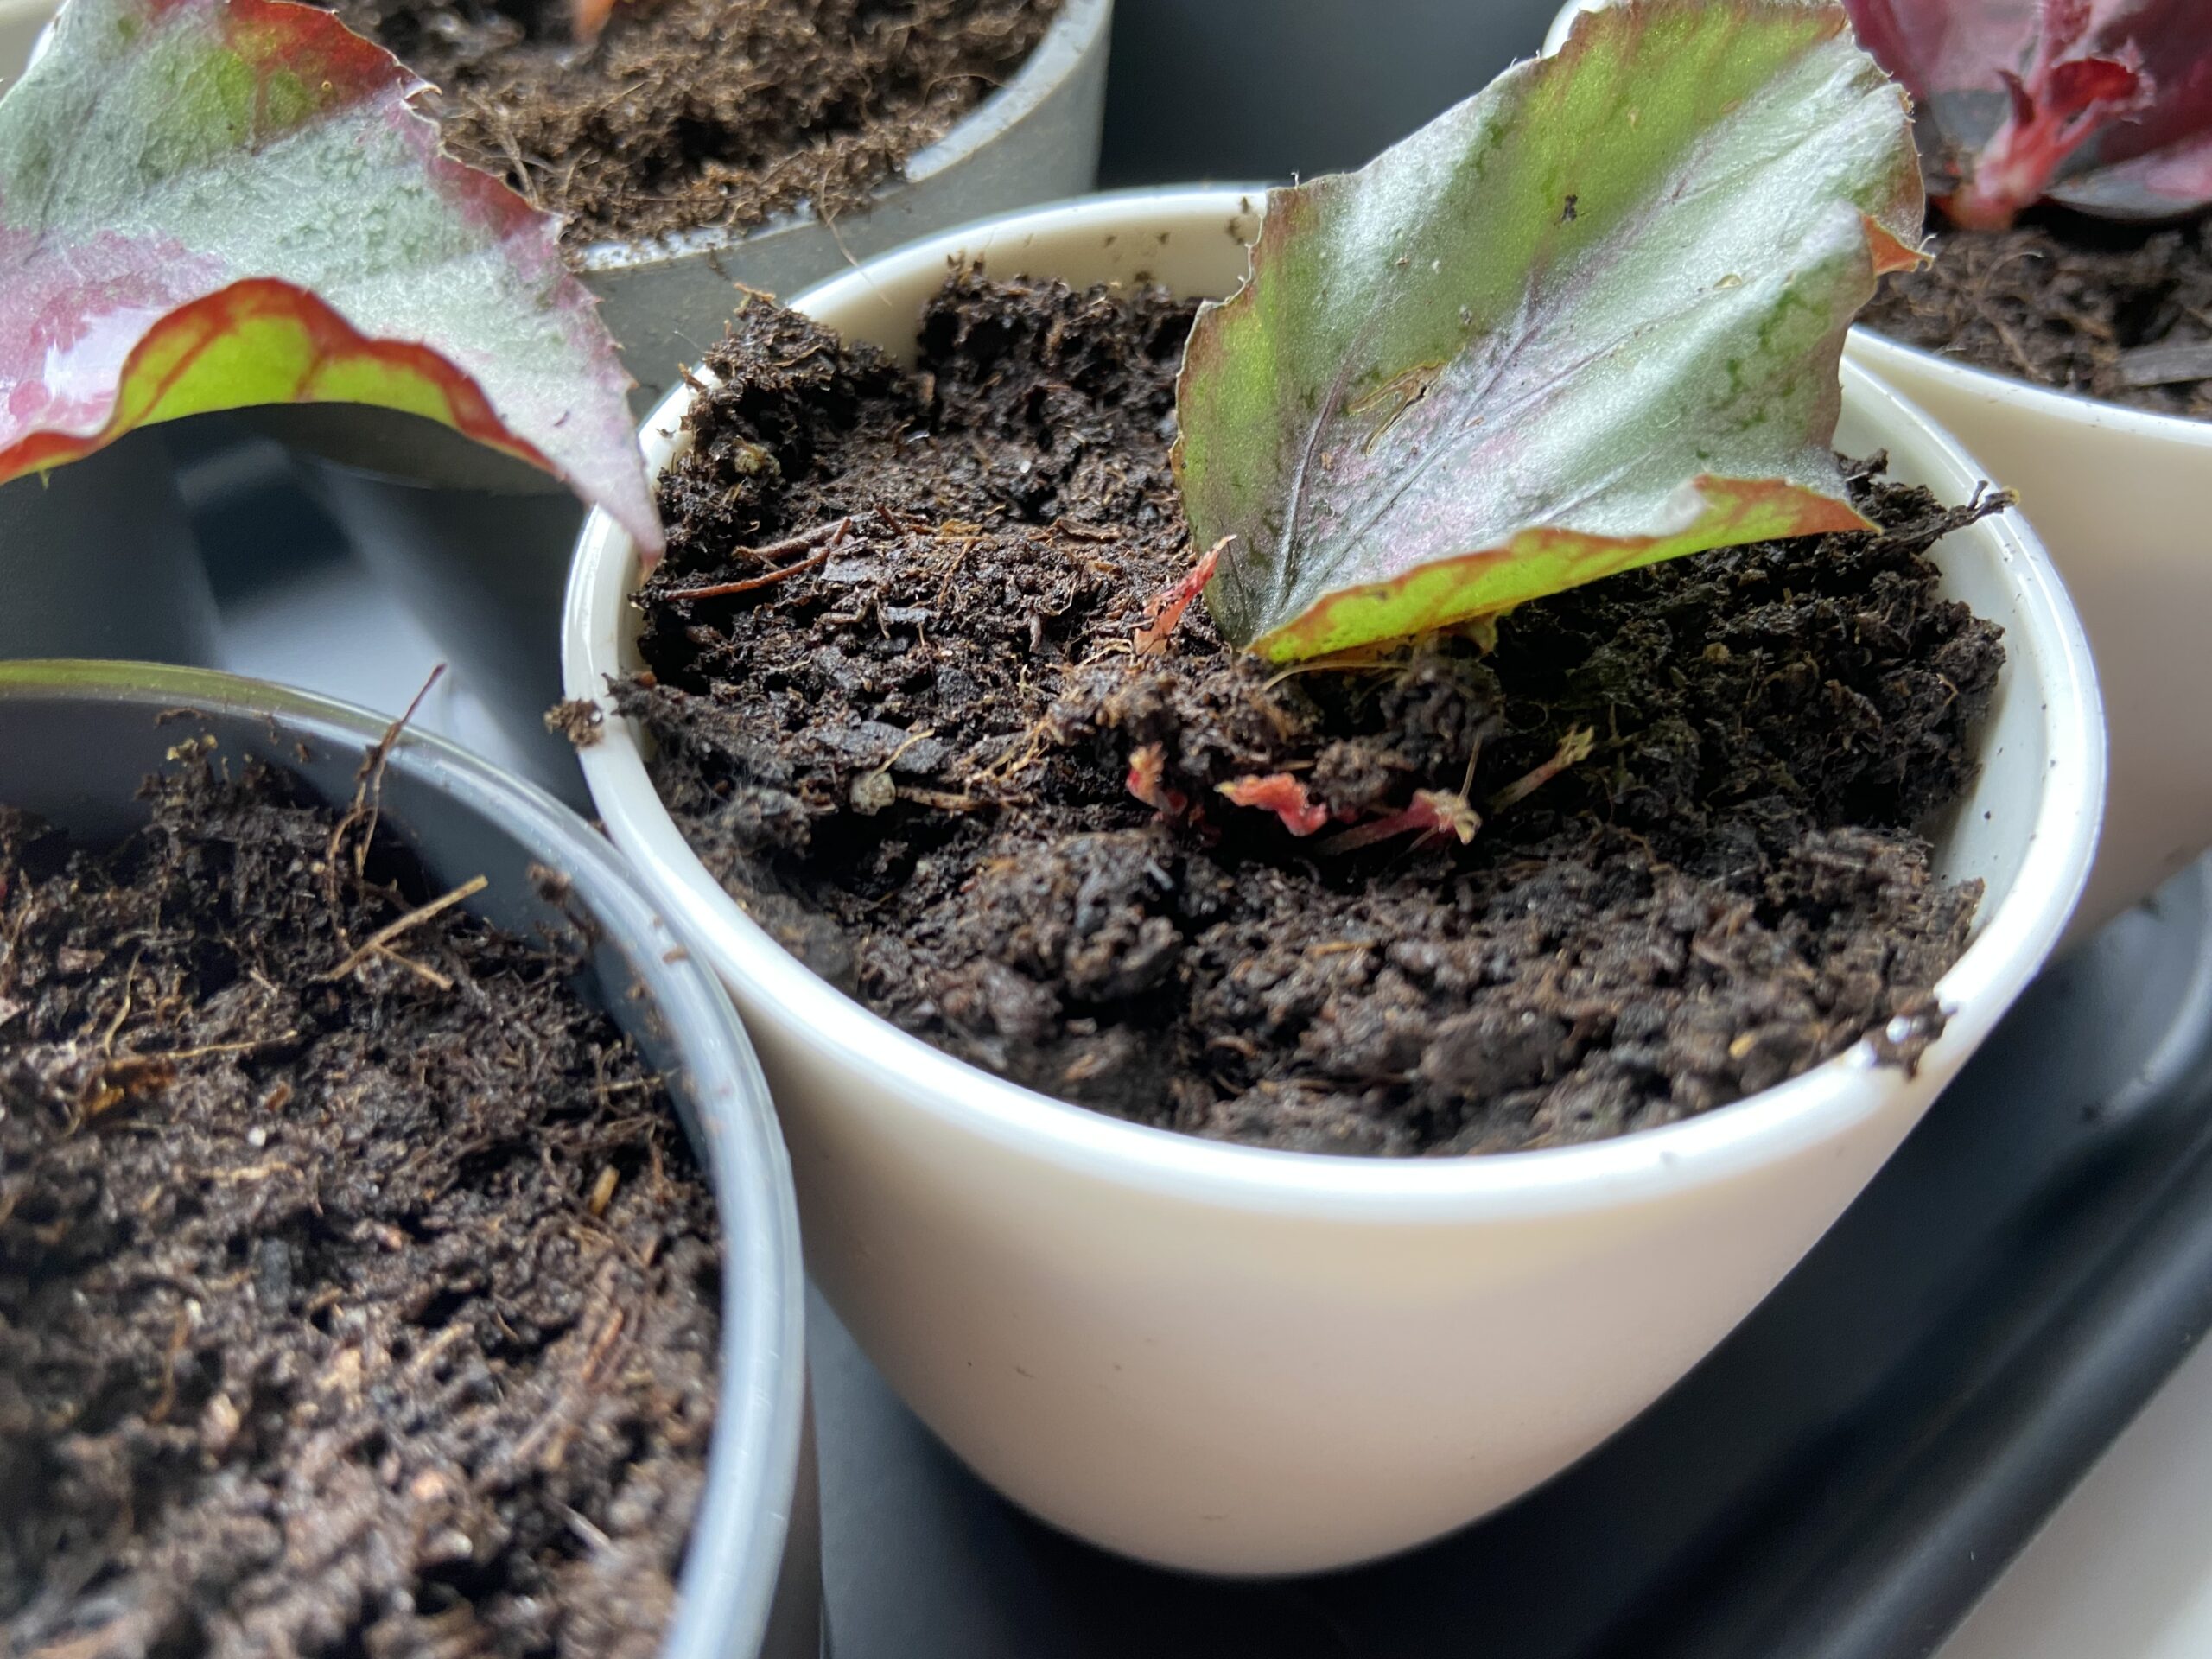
[0,660,820,1659]
[585,0,1114,416]
[0,432,219,666]
[288,0,1111,766]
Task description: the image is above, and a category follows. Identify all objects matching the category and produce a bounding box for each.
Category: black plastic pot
[0,661,821,1659]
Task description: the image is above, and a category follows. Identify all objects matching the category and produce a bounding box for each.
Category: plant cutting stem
[1135,536,1233,654]
[1488,726,1597,813]
[1320,790,1481,855]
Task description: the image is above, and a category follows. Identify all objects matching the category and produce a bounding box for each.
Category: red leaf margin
[1248,475,1874,664]
[0,277,560,479]
[0,0,660,551]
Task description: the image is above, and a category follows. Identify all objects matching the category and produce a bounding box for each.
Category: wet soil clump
[0,759,719,1657]
[621,273,2005,1157]
[1866,210,2212,420]
[328,0,1062,246]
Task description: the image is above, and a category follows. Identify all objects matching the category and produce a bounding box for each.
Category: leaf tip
[1217,773,1332,836]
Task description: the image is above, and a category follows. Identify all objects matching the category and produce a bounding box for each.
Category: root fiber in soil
[620,273,2005,1158]
[327,0,1062,247]
[1865,210,2212,420]
[1,757,719,1659]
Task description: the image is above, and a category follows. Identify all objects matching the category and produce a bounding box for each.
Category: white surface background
[1941,1332,2212,1659]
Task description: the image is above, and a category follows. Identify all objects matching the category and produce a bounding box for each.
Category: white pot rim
[1848,324,2212,449]
[570,0,1113,274]
[563,185,2104,1225]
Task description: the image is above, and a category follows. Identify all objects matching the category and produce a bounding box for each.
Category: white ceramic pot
[25,0,1109,411]
[1544,0,2212,943]
[1840,336,2212,941]
[0,662,820,1658]
[563,188,2103,1574]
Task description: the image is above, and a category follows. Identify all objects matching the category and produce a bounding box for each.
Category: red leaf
[1217,774,1332,836]
[1134,536,1230,655]
[1845,0,2212,223]
[1126,744,1188,820]
[1179,2,1919,662]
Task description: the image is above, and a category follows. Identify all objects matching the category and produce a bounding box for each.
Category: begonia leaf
[1178,0,1921,662]
[0,0,659,550]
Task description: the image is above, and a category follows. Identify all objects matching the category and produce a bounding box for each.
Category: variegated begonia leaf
[1843,0,2212,227]
[0,0,660,550]
[1176,0,1923,662]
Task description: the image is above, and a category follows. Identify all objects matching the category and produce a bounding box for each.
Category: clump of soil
[618,273,2005,1157]
[327,0,1061,247]
[0,755,720,1658]
[1866,210,2212,420]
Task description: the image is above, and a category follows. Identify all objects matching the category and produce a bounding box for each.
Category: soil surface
[0,755,720,1657]
[1866,209,2212,420]
[620,274,2005,1157]
[328,0,1061,246]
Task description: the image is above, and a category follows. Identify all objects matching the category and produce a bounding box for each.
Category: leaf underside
[0,0,658,549]
[1175,0,1924,662]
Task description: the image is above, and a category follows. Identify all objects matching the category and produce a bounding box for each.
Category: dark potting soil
[618,274,2005,1158]
[327,0,1061,247]
[0,756,719,1657]
[1865,209,2212,420]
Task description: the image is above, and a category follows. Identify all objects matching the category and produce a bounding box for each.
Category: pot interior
[0,667,815,1659]
[630,194,2081,972]
[0,688,660,1023]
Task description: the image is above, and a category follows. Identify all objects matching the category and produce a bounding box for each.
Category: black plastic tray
[811,863,2212,1659]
